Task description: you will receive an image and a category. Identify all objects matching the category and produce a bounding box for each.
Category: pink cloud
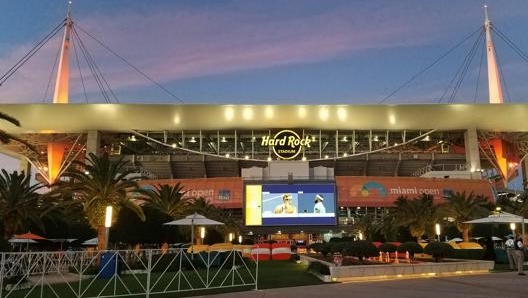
[0,2,515,103]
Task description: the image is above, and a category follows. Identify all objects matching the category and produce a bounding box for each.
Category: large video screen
[245,183,337,226]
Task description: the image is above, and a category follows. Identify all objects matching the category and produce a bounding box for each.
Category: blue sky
[1,0,528,104]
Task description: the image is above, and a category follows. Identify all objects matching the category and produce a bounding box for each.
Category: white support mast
[484,5,504,104]
[46,2,73,184]
[52,1,73,104]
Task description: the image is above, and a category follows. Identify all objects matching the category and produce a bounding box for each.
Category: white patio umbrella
[8,238,37,251]
[8,238,37,243]
[164,213,224,250]
[463,212,528,224]
[464,211,526,240]
[81,237,98,246]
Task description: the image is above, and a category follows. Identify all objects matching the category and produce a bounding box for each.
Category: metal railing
[411,163,467,177]
[0,249,258,298]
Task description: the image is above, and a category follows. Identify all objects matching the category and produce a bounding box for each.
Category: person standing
[505,236,516,271]
[514,236,525,275]
[313,194,326,213]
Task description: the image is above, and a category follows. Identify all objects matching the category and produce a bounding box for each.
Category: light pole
[510,223,516,238]
[435,223,441,242]
[104,206,113,250]
[228,232,234,243]
[200,227,205,245]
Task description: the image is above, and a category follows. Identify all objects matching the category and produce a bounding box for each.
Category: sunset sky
[1,0,528,104]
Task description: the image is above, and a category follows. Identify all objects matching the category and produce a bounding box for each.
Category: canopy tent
[164,213,224,252]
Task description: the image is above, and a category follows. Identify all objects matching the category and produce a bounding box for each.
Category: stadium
[0,5,527,243]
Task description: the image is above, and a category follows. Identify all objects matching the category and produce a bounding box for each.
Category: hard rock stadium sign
[261,130,311,160]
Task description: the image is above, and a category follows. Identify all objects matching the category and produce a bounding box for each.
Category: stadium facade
[0,6,527,242]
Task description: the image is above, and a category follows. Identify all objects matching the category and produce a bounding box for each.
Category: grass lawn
[257,260,325,289]
[3,260,324,298]
[158,260,325,298]
[168,260,324,297]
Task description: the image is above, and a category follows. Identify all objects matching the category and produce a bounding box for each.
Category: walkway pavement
[205,271,527,298]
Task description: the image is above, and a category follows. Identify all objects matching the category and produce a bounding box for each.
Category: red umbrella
[14,232,47,240]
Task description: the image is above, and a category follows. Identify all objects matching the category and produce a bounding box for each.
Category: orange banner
[139,176,494,209]
[336,176,495,207]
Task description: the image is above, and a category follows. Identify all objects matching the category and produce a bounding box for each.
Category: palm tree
[140,183,191,248]
[187,197,242,243]
[350,214,378,240]
[391,194,440,242]
[58,153,145,250]
[0,112,36,151]
[188,197,221,216]
[375,210,401,241]
[141,183,190,219]
[0,169,46,239]
[439,191,490,242]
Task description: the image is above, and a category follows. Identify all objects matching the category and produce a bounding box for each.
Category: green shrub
[194,251,223,268]
[307,261,330,275]
[378,243,397,253]
[451,249,485,260]
[397,241,423,258]
[343,240,379,260]
[289,253,300,262]
[423,242,455,262]
[150,253,193,272]
[308,242,331,256]
[218,250,245,267]
[328,237,343,243]
[330,242,347,254]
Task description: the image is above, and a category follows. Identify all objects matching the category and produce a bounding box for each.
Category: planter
[300,255,494,282]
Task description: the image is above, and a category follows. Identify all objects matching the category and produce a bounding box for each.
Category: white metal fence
[0,249,258,298]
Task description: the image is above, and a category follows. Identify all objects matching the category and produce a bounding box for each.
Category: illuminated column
[104,206,113,250]
[86,130,101,156]
[435,223,441,242]
[200,227,205,245]
[464,128,481,179]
